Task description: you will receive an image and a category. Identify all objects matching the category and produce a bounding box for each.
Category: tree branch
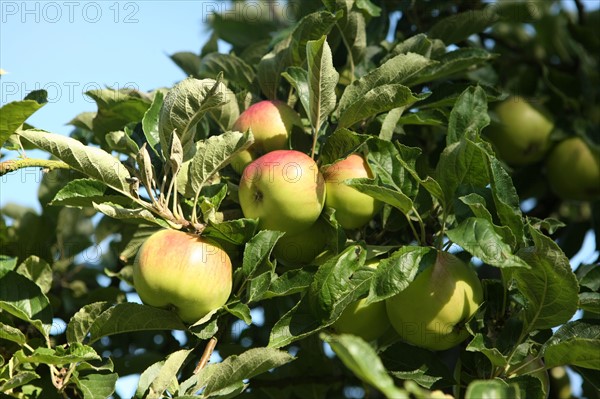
[0,159,71,176]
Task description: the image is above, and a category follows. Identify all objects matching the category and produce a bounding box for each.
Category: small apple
[273,218,329,266]
[133,229,232,323]
[485,96,554,165]
[545,137,600,200]
[322,154,383,229]
[385,251,483,351]
[230,100,302,174]
[239,150,326,234]
[332,260,391,341]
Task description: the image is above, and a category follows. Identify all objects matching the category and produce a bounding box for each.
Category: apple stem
[194,337,218,374]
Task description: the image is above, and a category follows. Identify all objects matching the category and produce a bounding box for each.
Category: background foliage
[0,1,598,398]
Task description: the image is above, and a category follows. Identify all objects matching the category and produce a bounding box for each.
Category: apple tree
[1,1,598,398]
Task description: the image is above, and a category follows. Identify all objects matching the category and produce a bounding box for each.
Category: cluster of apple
[486,96,600,201]
[132,99,485,352]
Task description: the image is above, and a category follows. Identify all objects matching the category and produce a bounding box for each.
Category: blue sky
[1,1,224,211]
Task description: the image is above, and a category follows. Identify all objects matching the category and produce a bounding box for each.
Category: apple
[332,260,391,341]
[273,218,329,266]
[385,251,483,351]
[545,137,600,200]
[230,100,302,174]
[485,96,554,165]
[133,229,232,323]
[239,150,326,234]
[322,154,383,229]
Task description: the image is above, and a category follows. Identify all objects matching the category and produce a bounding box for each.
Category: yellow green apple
[133,229,232,323]
[486,96,554,165]
[545,137,600,200]
[332,260,391,341]
[230,100,302,174]
[385,251,483,351]
[239,150,326,234]
[322,153,383,229]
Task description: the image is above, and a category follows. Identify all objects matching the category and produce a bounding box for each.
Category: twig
[0,159,71,176]
[194,337,218,374]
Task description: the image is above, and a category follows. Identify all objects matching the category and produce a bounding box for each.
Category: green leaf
[0,321,27,345]
[368,139,420,200]
[509,227,579,331]
[87,303,187,344]
[188,131,253,198]
[269,293,324,348]
[386,33,435,59]
[321,333,408,399]
[0,90,47,148]
[85,88,151,138]
[257,10,338,98]
[170,51,202,77]
[0,256,18,275]
[147,349,192,398]
[203,218,258,246]
[0,371,40,392]
[282,67,310,118]
[419,83,505,111]
[382,339,455,389]
[141,91,164,156]
[306,36,339,136]
[356,0,381,16]
[14,256,52,295]
[338,84,425,129]
[381,108,405,139]
[486,153,525,247]
[0,270,52,338]
[191,347,295,397]
[436,139,489,208]
[466,334,509,368]
[50,178,127,208]
[67,302,114,344]
[337,10,367,66]
[465,379,520,399]
[543,319,600,369]
[320,128,371,167]
[429,8,498,45]
[198,53,255,90]
[577,263,600,291]
[406,48,495,86]
[398,109,446,126]
[226,302,252,325]
[263,269,313,299]
[308,244,365,322]
[106,129,140,155]
[72,372,118,399]
[16,343,100,365]
[446,86,490,145]
[365,246,434,304]
[446,218,530,269]
[17,129,132,194]
[338,53,432,112]
[346,178,413,214]
[241,230,283,281]
[159,77,230,161]
[68,111,96,132]
[92,202,171,229]
[579,292,600,314]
